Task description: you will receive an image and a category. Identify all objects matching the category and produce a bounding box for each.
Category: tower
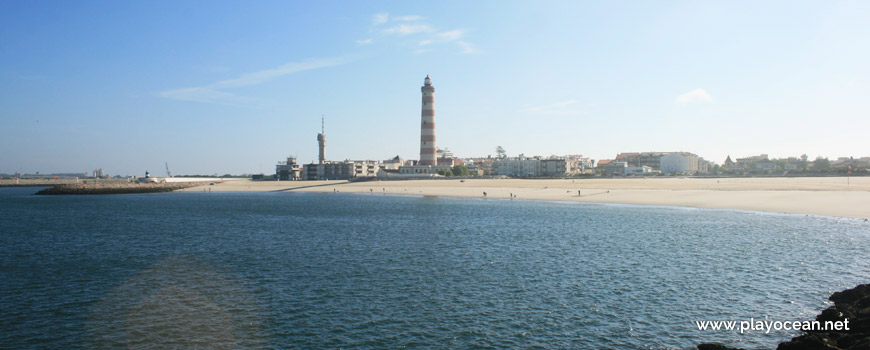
[317,116,326,164]
[419,75,436,166]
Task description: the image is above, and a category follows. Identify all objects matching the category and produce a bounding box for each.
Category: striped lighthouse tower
[419,75,437,166]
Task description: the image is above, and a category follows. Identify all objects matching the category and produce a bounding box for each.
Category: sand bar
[177,177,870,220]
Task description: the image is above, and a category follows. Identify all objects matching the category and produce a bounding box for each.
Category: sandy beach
[178,177,870,220]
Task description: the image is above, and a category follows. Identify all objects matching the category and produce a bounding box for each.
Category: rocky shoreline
[35,182,205,195]
[699,284,870,350]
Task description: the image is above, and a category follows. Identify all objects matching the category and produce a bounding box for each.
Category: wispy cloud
[519,99,581,115]
[436,29,465,41]
[158,57,352,106]
[356,38,373,46]
[156,88,255,107]
[371,12,479,54]
[210,58,349,89]
[394,15,422,21]
[383,23,433,35]
[372,13,389,26]
[457,40,479,54]
[419,30,464,46]
[675,88,714,104]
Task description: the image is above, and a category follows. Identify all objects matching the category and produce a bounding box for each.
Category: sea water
[1,187,868,349]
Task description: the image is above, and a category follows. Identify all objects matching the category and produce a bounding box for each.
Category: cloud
[210,57,350,90]
[367,12,479,54]
[383,24,433,35]
[436,29,465,41]
[675,88,714,104]
[156,88,259,107]
[356,38,373,46]
[372,13,389,26]
[394,15,422,21]
[519,99,580,115]
[420,30,465,46]
[158,57,352,106]
[157,87,233,103]
[457,40,480,54]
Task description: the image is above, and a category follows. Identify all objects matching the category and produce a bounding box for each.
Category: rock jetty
[35,182,205,195]
[699,283,870,350]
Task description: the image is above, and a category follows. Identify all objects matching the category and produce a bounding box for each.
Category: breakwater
[699,283,870,350]
[35,182,204,195]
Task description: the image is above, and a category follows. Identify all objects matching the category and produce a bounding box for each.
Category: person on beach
[578,190,581,197]
[483,192,487,197]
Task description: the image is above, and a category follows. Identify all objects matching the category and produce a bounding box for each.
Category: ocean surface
[1,187,868,349]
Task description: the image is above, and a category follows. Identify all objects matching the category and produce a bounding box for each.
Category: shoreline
[176,177,870,220]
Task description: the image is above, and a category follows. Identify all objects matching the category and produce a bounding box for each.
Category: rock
[34,182,205,195]
[776,284,870,350]
[701,284,870,350]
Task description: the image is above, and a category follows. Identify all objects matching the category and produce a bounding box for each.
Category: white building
[625,165,656,175]
[660,152,700,174]
[493,155,542,177]
[493,155,591,177]
[303,160,380,180]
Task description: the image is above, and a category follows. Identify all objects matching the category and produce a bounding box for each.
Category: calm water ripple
[1,188,869,349]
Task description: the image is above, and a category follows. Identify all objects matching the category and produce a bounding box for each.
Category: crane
[165,162,172,177]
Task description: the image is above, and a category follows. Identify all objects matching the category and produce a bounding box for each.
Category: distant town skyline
[2,1,868,176]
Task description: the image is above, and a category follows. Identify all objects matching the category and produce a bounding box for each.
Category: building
[464,157,495,175]
[276,156,302,180]
[436,148,460,167]
[660,152,700,174]
[735,154,769,170]
[492,155,589,177]
[352,160,379,177]
[697,157,712,174]
[753,161,776,171]
[625,165,656,175]
[831,156,870,170]
[493,155,542,177]
[601,161,629,175]
[396,165,442,175]
[564,155,595,174]
[615,152,667,170]
[302,160,381,180]
[419,75,437,166]
[381,156,404,170]
[723,155,739,171]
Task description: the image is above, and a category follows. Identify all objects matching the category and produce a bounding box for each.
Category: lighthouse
[317,116,325,164]
[419,75,437,166]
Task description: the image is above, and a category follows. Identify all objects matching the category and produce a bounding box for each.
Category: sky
[1,0,868,176]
